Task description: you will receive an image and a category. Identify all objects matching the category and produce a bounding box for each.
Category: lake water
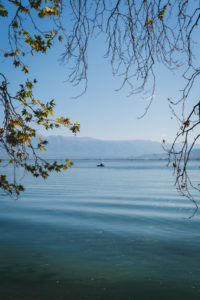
[0,160,200,299]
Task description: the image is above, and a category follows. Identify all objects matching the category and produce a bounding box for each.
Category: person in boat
[97,162,104,167]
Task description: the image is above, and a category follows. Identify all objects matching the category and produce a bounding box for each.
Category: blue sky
[1,2,199,143]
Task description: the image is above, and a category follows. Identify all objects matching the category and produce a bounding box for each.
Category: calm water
[0,160,200,299]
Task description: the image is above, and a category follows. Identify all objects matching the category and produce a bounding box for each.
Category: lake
[0,159,200,299]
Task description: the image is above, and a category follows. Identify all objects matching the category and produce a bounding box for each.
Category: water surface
[0,160,200,299]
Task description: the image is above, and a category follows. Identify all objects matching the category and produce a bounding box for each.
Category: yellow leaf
[32,99,40,105]
[46,6,52,12]
[12,119,20,127]
[22,65,29,73]
[68,161,73,168]
[146,18,153,30]
[146,18,151,24]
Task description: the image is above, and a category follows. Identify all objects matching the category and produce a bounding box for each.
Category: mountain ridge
[1,136,200,159]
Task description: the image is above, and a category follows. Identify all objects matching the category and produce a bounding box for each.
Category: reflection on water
[0,160,200,299]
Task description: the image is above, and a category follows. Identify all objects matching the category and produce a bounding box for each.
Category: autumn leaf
[183,120,190,127]
[68,161,73,168]
[158,6,167,20]
[58,35,63,42]
[32,99,40,105]
[146,18,151,24]
[22,65,29,73]
[146,18,153,30]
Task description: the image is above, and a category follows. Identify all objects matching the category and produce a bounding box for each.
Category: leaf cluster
[0,0,79,196]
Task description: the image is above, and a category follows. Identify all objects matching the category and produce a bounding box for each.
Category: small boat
[97,162,104,167]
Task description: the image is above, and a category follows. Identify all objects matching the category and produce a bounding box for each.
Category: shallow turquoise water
[0,160,200,299]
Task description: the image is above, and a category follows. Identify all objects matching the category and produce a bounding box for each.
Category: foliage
[0,0,80,195]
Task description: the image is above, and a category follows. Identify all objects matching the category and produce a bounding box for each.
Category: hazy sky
[1,3,199,143]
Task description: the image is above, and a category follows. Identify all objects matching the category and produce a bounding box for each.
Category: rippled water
[0,160,200,299]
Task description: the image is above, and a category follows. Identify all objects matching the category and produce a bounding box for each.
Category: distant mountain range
[39,136,167,159]
[1,136,200,159]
